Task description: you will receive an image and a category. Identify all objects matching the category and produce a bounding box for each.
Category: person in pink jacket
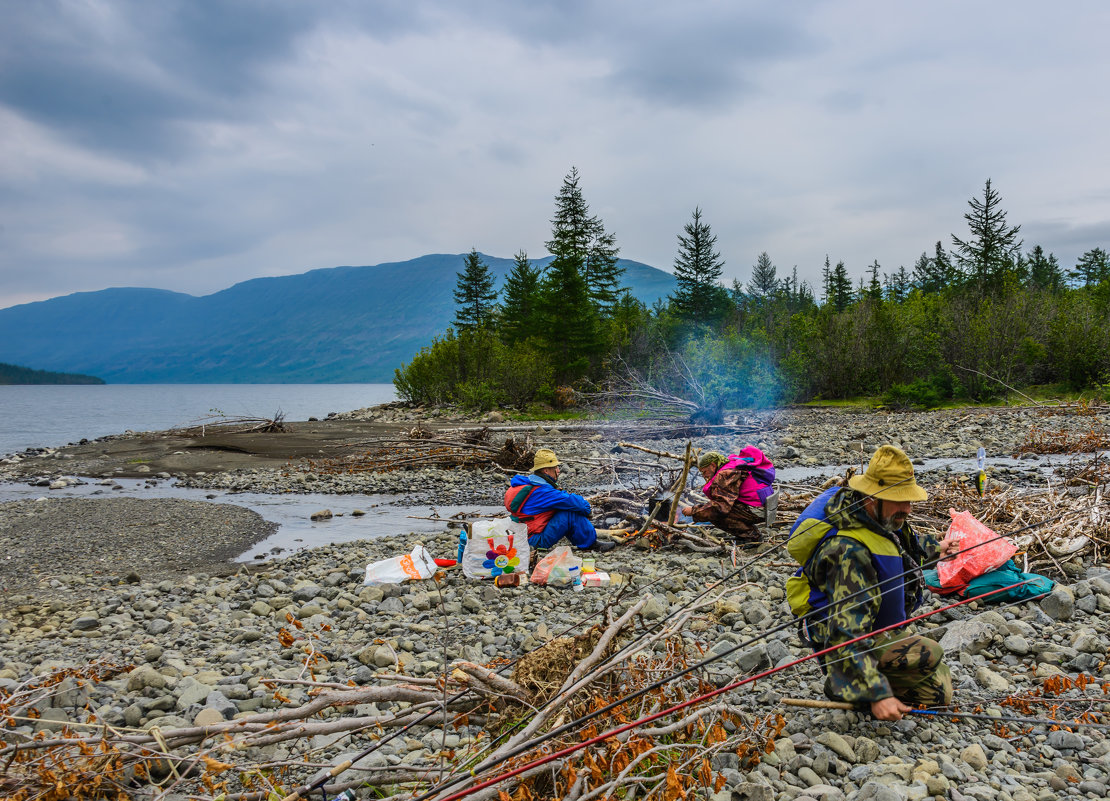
[681,447,776,543]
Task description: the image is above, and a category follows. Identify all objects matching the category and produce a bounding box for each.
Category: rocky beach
[1,403,1109,800]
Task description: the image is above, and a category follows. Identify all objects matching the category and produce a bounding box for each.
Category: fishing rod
[298,463,1067,799]
[276,515,749,801]
[423,487,1096,795]
[439,470,938,781]
[431,581,1034,801]
[915,708,1110,729]
[415,500,1088,801]
[781,697,1110,730]
[814,588,1054,670]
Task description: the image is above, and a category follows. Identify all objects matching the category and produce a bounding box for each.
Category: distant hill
[0,254,676,383]
[0,362,105,385]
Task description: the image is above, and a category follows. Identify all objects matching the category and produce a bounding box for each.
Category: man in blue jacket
[504,449,617,552]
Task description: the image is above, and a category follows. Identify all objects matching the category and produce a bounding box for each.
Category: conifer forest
[396,172,1110,411]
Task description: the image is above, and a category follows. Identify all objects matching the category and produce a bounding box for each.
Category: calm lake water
[0,383,507,564]
[0,383,396,456]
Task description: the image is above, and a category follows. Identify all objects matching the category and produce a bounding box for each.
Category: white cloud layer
[1,0,1109,308]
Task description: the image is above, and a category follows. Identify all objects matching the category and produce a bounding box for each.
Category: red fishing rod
[433,580,1033,801]
[780,698,1110,730]
[420,502,1092,801]
[290,466,976,799]
[310,480,1090,800]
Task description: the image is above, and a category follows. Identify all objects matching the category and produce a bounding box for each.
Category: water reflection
[0,477,500,563]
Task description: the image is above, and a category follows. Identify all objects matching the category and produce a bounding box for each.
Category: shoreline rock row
[1,403,1108,799]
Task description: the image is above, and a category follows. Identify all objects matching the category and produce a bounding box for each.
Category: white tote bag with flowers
[461,519,529,580]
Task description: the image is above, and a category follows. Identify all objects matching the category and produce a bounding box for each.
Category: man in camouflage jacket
[788,445,958,721]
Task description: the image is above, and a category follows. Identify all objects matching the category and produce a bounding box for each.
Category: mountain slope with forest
[0,362,105,385]
[0,254,675,383]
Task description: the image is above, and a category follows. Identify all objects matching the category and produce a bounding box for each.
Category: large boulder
[938,619,996,655]
[1040,586,1075,621]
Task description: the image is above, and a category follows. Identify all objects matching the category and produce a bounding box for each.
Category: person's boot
[584,538,617,553]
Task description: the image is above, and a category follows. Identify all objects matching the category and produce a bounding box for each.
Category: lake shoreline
[2,401,1108,798]
[1,401,1105,598]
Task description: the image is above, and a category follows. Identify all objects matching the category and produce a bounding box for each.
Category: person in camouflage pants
[789,445,958,721]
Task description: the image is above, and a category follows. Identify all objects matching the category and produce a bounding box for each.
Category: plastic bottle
[570,565,583,591]
[457,526,468,565]
[334,790,357,801]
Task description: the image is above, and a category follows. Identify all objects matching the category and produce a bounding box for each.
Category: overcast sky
[2,0,1109,310]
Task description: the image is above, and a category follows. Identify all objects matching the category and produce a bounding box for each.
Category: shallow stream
[0,477,501,564]
[0,450,1096,566]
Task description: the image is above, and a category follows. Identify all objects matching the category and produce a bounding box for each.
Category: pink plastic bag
[936,509,1016,589]
[530,546,582,587]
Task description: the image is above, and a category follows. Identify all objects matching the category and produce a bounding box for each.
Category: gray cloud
[1022,218,1110,271]
[1,0,1109,309]
[0,1,430,159]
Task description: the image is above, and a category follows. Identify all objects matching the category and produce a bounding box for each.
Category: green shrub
[393,332,461,405]
[495,339,554,410]
[395,328,557,411]
[882,379,943,410]
[1098,374,1110,403]
[456,380,499,412]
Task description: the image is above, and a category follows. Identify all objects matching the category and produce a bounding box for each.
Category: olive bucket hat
[848,444,928,502]
[531,448,561,472]
[698,451,727,470]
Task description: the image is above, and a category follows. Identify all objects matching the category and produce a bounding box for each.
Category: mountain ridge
[0,254,676,383]
[0,362,105,385]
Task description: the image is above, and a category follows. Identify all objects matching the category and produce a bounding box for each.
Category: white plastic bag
[364,544,437,585]
[462,519,529,580]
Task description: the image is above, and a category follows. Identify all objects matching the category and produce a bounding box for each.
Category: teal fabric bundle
[924,559,1054,603]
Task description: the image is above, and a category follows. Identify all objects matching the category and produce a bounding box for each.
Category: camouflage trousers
[722,504,765,544]
[825,631,953,707]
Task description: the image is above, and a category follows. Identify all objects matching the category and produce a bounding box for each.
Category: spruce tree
[911,252,934,292]
[671,207,726,321]
[1071,247,1110,287]
[499,250,541,342]
[545,167,624,315]
[747,252,779,298]
[786,266,816,312]
[934,241,954,287]
[794,274,816,309]
[1027,245,1064,291]
[453,249,498,331]
[729,277,747,306]
[821,255,832,306]
[586,229,623,315]
[830,260,853,311]
[911,242,955,294]
[866,260,883,300]
[951,178,1023,294]
[536,255,601,380]
[885,265,911,302]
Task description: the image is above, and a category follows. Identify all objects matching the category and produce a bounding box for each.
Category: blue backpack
[924,559,1054,603]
